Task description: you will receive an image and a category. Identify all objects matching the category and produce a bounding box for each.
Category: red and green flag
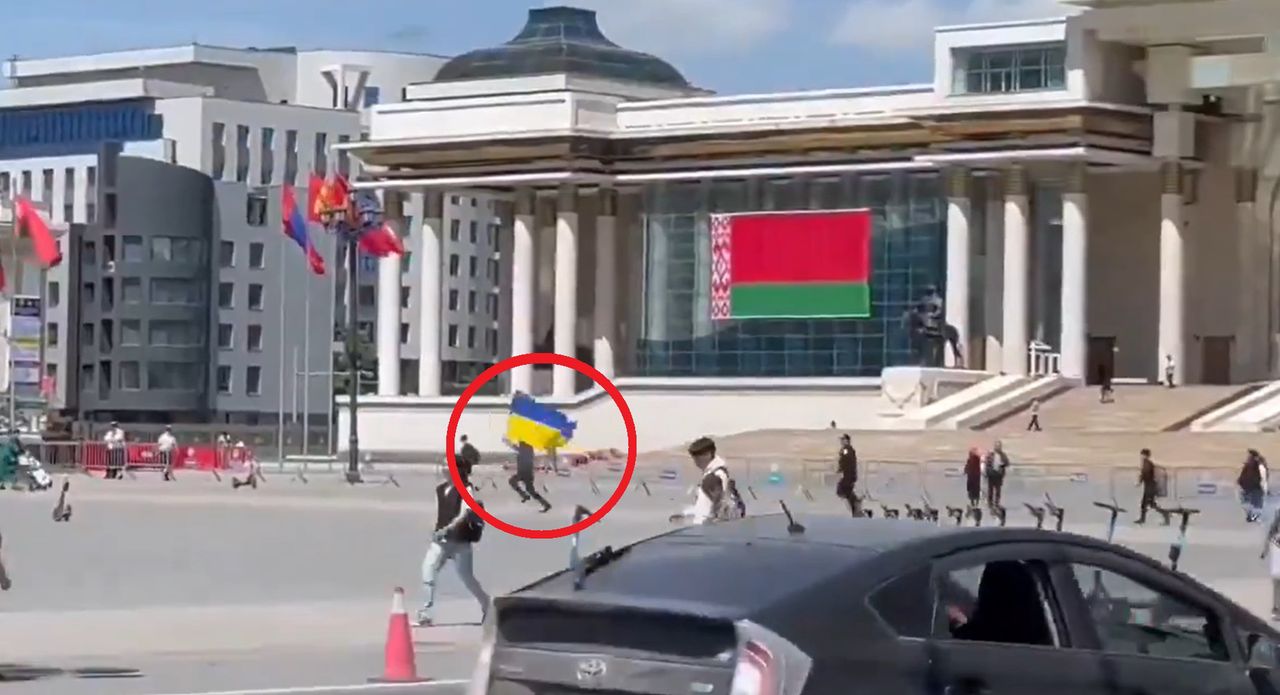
[710,209,872,320]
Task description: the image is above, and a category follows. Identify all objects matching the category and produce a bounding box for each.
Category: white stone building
[342,2,1280,454]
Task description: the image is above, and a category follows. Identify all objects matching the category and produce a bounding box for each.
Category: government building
[344,0,1280,454]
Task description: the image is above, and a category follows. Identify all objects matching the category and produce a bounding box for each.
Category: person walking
[672,437,746,525]
[508,442,552,512]
[157,426,177,482]
[1135,448,1161,524]
[103,422,125,479]
[1239,449,1270,524]
[459,435,480,470]
[1264,508,1280,621]
[1098,363,1114,404]
[1164,354,1176,388]
[835,433,859,517]
[964,447,983,507]
[416,457,490,627]
[983,441,1010,508]
[1026,399,1042,432]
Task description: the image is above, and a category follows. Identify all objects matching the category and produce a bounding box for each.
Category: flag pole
[291,345,299,423]
[276,224,287,468]
[7,208,18,432]
[326,230,337,456]
[301,266,311,456]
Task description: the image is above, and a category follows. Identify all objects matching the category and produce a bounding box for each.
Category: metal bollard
[904,504,923,521]
[635,480,651,496]
[1025,503,1046,530]
[588,476,601,496]
[881,504,900,519]
[747,485,758,501]
[992,505,1008,527]
[1165,507,1200,572]
[1044,494,1065,532]
[946,506,965,526]
[967,506,984,527]
[796,485,814,502]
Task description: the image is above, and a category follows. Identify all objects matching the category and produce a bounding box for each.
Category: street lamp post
[318,190,384,485]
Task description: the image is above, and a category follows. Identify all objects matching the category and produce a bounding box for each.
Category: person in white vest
[157,426,178,482]
[671,437,746,525]
[103,422,126,479]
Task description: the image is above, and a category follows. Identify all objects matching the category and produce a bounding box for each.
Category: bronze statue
[902,286,963,368]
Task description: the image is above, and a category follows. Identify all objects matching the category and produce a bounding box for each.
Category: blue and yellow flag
[506,393,576,452]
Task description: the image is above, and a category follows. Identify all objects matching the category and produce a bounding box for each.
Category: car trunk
[485,597,739,695]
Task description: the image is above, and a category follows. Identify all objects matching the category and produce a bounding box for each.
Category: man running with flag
[504,393,574,512]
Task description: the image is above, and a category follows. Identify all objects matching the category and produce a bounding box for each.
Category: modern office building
[342,2,1280,454]
[0,44,505,425]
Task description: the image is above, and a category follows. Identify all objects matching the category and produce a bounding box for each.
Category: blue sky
[5,0,1071,94]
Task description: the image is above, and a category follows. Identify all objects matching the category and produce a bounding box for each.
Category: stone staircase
[984,385,1250,433]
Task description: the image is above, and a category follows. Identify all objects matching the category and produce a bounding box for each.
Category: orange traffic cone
[371,587,426,683]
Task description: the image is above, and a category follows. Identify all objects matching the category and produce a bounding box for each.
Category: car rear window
[540,537,864,614]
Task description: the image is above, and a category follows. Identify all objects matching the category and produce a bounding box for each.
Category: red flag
[358,224,404,258]
[14,197,62,268]
[306,245,327,275]
[306,174,326,223]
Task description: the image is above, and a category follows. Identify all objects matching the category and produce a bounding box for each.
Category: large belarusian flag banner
[710,209,872,320]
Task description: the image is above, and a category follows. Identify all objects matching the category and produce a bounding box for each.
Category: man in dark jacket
[509,442,552,512]
[1239,449,1269,523]
[835,434,859,517]
[459,435,480,469]
[416,458,490,627]
[1136,448,1162,524]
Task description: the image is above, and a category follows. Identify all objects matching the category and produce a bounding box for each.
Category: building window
[217,366,232,394]
[487,294,498,319]
[468,290,477,313]
[487,259,499,281]
[149,361,203,390]
[363,86,381,107]
[400,286,410,309]
[448,254,460,277]
[246,191,268,226]
[48,281,60,308]
[260,127,275,185]
[487,328,498,355]
[449,219,460,241]
[85,166,96,222]
[284,130,299,184]
[151,278,202,305]
[103,193,118,228]
[400,322,410,345]
[20,170,32,196]
[81,322,94,348]
[314,132,329,175]
[119,361,141,390]
[467,326,476,349]
[235,125,251,182]
[121,235,144,263]
[248,283,264,311]
[220,241,235,268]
[211,122,227,179]
[47,322,59,347]
[218,282,234,309]
[356,285,375,307]
[468,221,478,244]
[120,320,141,346]
[150,320,203,346]
[337,134,351,177]
[249,242,265,269]
[448,289,459,311]
[246,366,263,396]
[468,256,477,278]
[637,175,945,378]
[40,169,53,202]
[218,323,234,349]
[0,173,9,199]
[247,324,264,351]
[62,167,75,222]
[122,277,142,303]
[487,223,499,247]
[447,324,459,347]
[955,43,1066,95]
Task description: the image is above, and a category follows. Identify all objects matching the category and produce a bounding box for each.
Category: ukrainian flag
[506,393,577,452]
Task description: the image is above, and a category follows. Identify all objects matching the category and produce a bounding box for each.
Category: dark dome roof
[434,6,690,89]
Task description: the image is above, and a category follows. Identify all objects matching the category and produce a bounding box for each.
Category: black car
[466,514,1280,695]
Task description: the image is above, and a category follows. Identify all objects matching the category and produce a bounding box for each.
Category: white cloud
[548,0,791,56]
[830,0,1073,54]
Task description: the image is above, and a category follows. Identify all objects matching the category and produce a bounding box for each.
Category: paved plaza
[0,460,1275,694]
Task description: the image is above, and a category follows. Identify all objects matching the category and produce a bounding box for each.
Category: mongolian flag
[710,209,871,320]
[282,185,325,276]
[506,392,576,452]
[307,173,350,224]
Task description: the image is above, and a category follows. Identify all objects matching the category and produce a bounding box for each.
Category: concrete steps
[986,385,1250,433]
[661,428,1272,468]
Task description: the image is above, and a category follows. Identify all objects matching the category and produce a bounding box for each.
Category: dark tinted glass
[869,565,934,638]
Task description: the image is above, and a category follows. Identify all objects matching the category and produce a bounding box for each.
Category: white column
[1001,166,1031,376]
[983,180,1004,371]
[1158,161,1188,385]
[944,168,970,368]
[593,188,618,379]
[1235,167,1259,382]
[376,192,403,396]
[416,191,444,396]
[553,184,579,397]
[510,189,536,394]
[1059,163,1089,380]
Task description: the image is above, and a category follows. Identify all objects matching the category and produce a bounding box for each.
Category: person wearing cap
[417,456,489,627]
[1135,448,1161,524]
[835,433,859,517]
[157,425,178,482]
[1239,449,1269,524]
[103,422,125,479]
[672,437,745,525]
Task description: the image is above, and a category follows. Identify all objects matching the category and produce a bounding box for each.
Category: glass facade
[0,102,163,156]
[954,44,1067,95]
[636,173,947,377]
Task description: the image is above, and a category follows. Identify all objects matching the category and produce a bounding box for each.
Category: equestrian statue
[902,286,964,368]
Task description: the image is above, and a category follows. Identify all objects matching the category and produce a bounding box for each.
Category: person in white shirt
[103,422,125,479]
[157,426,178,482]
[671,437,745,525]
[231,441,260,490]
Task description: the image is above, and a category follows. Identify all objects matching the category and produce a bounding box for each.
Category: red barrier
[79,442,233,473]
